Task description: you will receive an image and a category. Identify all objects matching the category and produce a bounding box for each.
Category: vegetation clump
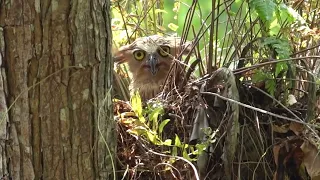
[112,0,320,179]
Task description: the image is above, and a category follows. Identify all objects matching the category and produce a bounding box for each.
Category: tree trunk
[0,0,115,179]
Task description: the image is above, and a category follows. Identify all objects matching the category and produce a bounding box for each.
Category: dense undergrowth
[112,0,320,179]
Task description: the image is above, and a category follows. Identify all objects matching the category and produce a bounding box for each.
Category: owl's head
[114,35,192,83]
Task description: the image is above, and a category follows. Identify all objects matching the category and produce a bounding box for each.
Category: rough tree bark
[0,0,115,179]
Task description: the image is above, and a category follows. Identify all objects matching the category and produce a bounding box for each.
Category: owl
[114,35,192,100]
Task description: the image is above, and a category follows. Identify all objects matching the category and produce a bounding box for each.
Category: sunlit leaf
[202,127,212,136]
[149,107,163,122]
[148,107,163,130]
[168,23,179,31]
[163,139,172,146]
[278,3,295,24]
[283,4,306,24]
[183,149,197,161]
[195,143,208,155]
[157,25,166,31]
[155,9,167,14]
[174,134,182,147]
[127,126,147,136]
[269,19,281,36]
[131,91,143,120]
[146,131,162,145]
[159,119,170,134]
[173,1,180,12]
[127,129,138,136]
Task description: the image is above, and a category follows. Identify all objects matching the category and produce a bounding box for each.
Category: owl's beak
[147,54,158,75]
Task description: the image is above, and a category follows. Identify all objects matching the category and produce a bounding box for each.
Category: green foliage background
[112,0,320,97]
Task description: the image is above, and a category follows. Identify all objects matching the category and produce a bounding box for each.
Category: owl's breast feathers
[131,80,165,101]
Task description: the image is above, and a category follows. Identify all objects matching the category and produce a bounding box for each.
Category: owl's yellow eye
[158,46,170,57]
[133,50,146,61]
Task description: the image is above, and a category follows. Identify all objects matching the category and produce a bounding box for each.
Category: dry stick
[183,12,212,66]
[166,1,231,89]
[206,0,233,71]
[180,0,197,50]
[233,56,320,75]
[249,85,320,141]
[290,43,320,56]
[192,26,205,76]
[236,37,263,70]
[148,149,200,180]
[153,163,182,179]
[222,0,247,64]
[201,92,320,128]
[310,0,319,29]
[208,0,216,73]
[183,0,231,66]
[219,0,233,65]
[117,2,131,43]
[272,77,319,85]
[180,58,201,92]
[214,0,220,67]
[226,17,261,67]
[117,0,158,41]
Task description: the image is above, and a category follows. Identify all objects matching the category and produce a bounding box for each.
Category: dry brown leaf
[273,144,281,180]
[272,124,290,133]
[273,144,281,167]
[301,141,320,178]
[289,122,305,135]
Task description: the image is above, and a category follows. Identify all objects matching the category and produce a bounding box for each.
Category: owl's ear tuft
[113,45,130,64]
[180,41,193,55]
[170,39,193,56]
[113,51,126,64]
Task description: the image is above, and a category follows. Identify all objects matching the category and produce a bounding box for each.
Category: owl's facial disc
[146,53,158,75]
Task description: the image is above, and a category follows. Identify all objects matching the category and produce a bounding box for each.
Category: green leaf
[174,134,182,148]
[227,11,236,16]
[163,139,172,146]
[275,62,288,77]
[168,23,179,31]
[195,143,208,155]
[253,70,267,83]
[128,126,148,136]
[266,79,276,96]
[131,91,143,118]
[249,0,276,22]
[149,107,163,121]
[148,107,163,130]
[202,127,212,136]
[146,131,162,145]
[159,119,170,134]
[155,9,167,14]
[278,3,295,24]
[183,149,197,161]
[269,19,281,36]
[263,37,292,59]
[281,4,306,24]
[172,146,178,156]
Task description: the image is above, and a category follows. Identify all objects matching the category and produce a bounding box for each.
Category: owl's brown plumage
[114,35,192,100]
